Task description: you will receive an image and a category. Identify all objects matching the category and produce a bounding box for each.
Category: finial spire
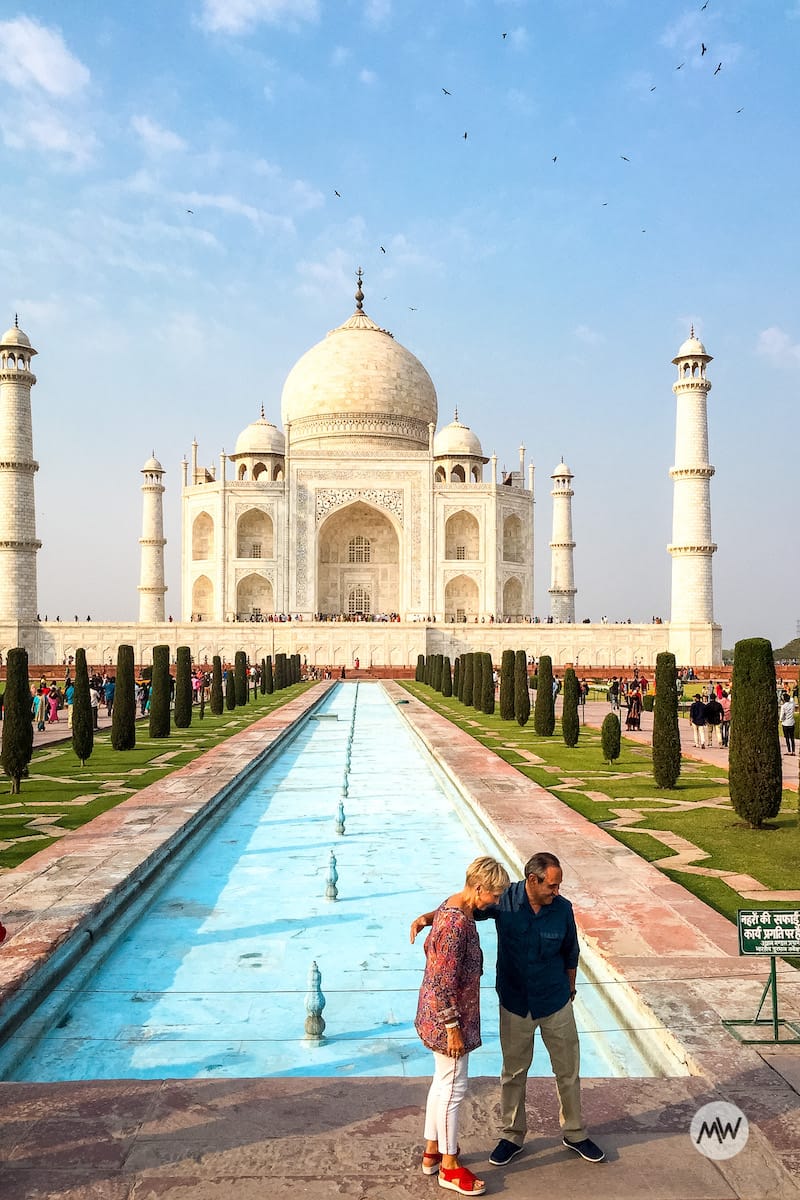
[690,323,695,338]
[260,403,265,420]
[355,267,364,311]
[14,313,19,328]
[454,406,459,422]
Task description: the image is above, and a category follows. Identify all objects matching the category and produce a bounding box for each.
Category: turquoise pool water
[0,683,670,1080]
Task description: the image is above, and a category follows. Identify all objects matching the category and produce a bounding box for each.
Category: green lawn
[401,683,800,933]
[0,684,311,869]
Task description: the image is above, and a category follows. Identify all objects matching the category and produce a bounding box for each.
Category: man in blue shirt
[413,851,604,1168]
[479,851,603,1166]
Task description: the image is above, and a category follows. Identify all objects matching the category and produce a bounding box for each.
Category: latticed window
[251,543,262,558]
[349,536,371,563]
[348,586,371,616]
[456,545,466,560]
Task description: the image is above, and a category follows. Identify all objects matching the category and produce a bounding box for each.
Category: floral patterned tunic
[415,904,483,1054]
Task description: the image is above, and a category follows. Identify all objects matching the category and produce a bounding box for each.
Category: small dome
[551,459,572,478]
[434,414,484,458]
[1,323,32,348]
[142,454,164,472]
[232,416,285,458]
[674,332,711,362]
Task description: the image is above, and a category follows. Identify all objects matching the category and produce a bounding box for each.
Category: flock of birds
[183,2,741,310]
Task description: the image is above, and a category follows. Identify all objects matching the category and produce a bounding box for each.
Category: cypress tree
[234,651,248,706]
[462,653,474,706]
[260,658,267,695]
[729,638,783,828]
[274,653,286,690]
[210,655,224,714]
[514,649,531,727]
[482,653,495,714]
[225,667,236,710]
[71,647,94,767]
[265,655,274,694]
[416,653,425,683]
[295,654,302,683]
[149,645,171,738]
[442,656,453,697]
[652,652,681,788]
[472,651,483,708]
[174,646,193,729]
[453,656,461,698]
[423,655,431,686]
[1,647,34,792]
[435,654,444,692]
[199,672,206,719]
[533,654,555,735]
[561,666,580,747]
[601,712,621,764]
[111,644,136,750]
[499,649,515,720]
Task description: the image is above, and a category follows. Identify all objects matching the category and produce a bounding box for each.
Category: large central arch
[317,501,400,616]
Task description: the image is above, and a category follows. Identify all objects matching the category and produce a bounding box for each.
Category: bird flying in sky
[714,62,722,75]
[442,88,451,95]
[334,190,341,197]
[701,43,707,56]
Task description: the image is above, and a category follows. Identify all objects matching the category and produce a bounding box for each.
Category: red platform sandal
[438,1165,486,1195]
[422,1146,460,1175]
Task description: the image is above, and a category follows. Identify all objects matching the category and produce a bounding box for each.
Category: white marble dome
[434,414,483,458]
[232,416,285,458]
[675,333,709,359]
[142,454,164,472]
[551,459,573,478]
[281,304,437,450]
[1,323,32,348]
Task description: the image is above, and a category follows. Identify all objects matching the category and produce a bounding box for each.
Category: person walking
[780,692,796,755]
[689,693,707,749]
[412,856,510,1196]
[720,690,731,748]
[704,692,724,748]
[412,852,605,1169]
[32,687,47,732]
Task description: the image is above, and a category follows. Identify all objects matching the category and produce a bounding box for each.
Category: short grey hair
[524,851,561,881]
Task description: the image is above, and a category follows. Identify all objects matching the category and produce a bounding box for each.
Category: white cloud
[132,115,187,154]
[199,0,319,35]
[364,0,392,26]
[505,87,536,116]
[179,190,295,234]
[574,324,605,347]
[0,16,89,97]
[659,11,703,51]
[1,101,96,167]
[359,68,377,85]
[508,26,528,50]
[296,247,358,301]
[331,46,351,67]
[756,326,800,367]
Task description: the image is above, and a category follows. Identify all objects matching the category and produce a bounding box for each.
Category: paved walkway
[0,682,798,1199]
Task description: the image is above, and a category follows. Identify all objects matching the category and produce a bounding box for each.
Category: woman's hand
[409,915,428,943]
[446,1025,465,1058]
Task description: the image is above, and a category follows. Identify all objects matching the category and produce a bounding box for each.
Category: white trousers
[424,1051,470,1154]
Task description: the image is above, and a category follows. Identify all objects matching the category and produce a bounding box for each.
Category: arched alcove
[445,510,480,560]
[317,501,400,616]
[236,573,273,619]
[444,574,479,622]
[503,515,524,563]
[502,576,523,618]
[237,509,273,558]
[192,512,214,560]
[192,575,213,620]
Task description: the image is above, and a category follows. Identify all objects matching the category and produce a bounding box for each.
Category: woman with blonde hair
[412,855,510,1196]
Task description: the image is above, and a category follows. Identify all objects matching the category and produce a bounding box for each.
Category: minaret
[138,453,167,622]
[0,317,41,624]
[548,459,576,622]
[668,330,715,624]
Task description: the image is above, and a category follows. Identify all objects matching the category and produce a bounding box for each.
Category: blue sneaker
[489,1139,523,1166]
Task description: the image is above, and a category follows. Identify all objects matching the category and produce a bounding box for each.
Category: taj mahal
[0,273,722,669]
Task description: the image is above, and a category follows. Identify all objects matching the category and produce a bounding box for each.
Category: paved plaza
[0,683,798,1198]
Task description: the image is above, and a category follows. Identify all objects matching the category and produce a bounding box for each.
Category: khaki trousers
[499,1002,587,1144]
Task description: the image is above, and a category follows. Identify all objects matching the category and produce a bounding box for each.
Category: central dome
[281,298,437,451]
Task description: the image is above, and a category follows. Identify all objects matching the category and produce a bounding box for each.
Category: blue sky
[2,0,798,647]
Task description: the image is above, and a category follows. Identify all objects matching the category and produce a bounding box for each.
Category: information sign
[737,910,800,957]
